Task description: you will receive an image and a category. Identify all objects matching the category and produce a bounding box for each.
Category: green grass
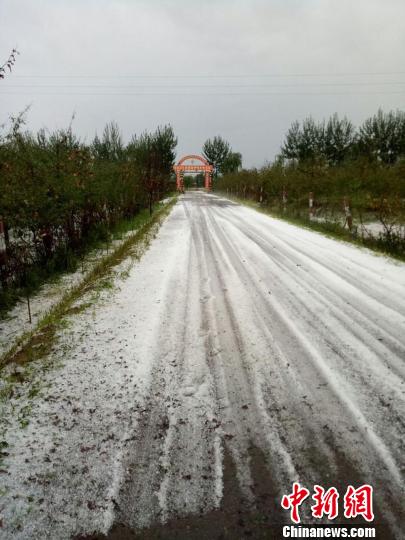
[0,198,177,370]
[217,192,405,262]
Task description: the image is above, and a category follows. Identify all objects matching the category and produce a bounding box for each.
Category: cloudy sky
[1,0,404,166]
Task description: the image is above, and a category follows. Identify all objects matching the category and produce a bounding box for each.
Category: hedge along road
[1,191,404,540]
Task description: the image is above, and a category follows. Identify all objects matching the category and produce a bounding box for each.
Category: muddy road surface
[1,191,404,539]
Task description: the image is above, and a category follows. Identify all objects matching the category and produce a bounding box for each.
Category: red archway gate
[173,155,214,192]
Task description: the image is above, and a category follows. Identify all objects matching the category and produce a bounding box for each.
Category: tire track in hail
[220,208,405,377]
[203,200,404,532]
[228,205,405,311]
[226,205,405,323]
[204,203,403,489]
[214,207,405,449]
[188,195,299,511]
[155,197,222,521]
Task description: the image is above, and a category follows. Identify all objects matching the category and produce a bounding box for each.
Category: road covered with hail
[1,191,404,539]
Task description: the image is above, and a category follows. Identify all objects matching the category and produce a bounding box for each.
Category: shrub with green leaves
[0,113,177,305]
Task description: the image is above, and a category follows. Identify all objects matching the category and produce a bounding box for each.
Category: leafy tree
[222,151,242,174]
[92,122,124,161]
[299,118,325,162]
[358,109,405,164]
[203,136,230,176]
[324,114,355,165]
[282,115,357,165]
[280,121,301,161]
[128,125,177,214]
[281,118,325,163]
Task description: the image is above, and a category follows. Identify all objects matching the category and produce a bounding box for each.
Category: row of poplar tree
[281,109,405,165]
[216,109,405,204]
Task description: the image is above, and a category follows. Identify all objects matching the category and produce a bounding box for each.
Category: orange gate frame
[173,155,214,192]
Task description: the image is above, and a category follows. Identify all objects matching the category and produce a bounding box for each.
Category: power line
[10,71,405,79]
[3,82,405,89]
[1,90,405,97]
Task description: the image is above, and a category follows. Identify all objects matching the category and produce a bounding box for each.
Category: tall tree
[299,118,325,162]
[128,125,177,214]
[203,136,230,176]
[324,114,355,165]
[92,122,124,161]
[281,121,301,161]
[281,115,356,164]
[222,151,242,174]
[281,118,325,163]
[358,109,405,164]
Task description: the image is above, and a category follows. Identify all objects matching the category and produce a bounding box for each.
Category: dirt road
[1,191,404,539]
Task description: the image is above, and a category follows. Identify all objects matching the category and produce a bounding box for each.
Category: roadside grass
[0,198,176,372]
[218,193,405,262]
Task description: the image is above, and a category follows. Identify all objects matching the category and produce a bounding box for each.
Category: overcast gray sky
[1,0,404,166]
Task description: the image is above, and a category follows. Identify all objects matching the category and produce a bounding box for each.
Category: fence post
[0,218,6,253]
[343,196,353,230]
[309,192,314,220]
[27,290,32,324]
[0,218,7,288]
[282,187,288,212]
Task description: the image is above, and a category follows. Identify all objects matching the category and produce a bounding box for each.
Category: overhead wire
[9,70,405,79]
[2,71,405,97]
[3,82,405,88]
[1,90,404,96]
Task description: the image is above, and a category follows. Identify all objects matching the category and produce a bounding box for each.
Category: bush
[0,113,177,306]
